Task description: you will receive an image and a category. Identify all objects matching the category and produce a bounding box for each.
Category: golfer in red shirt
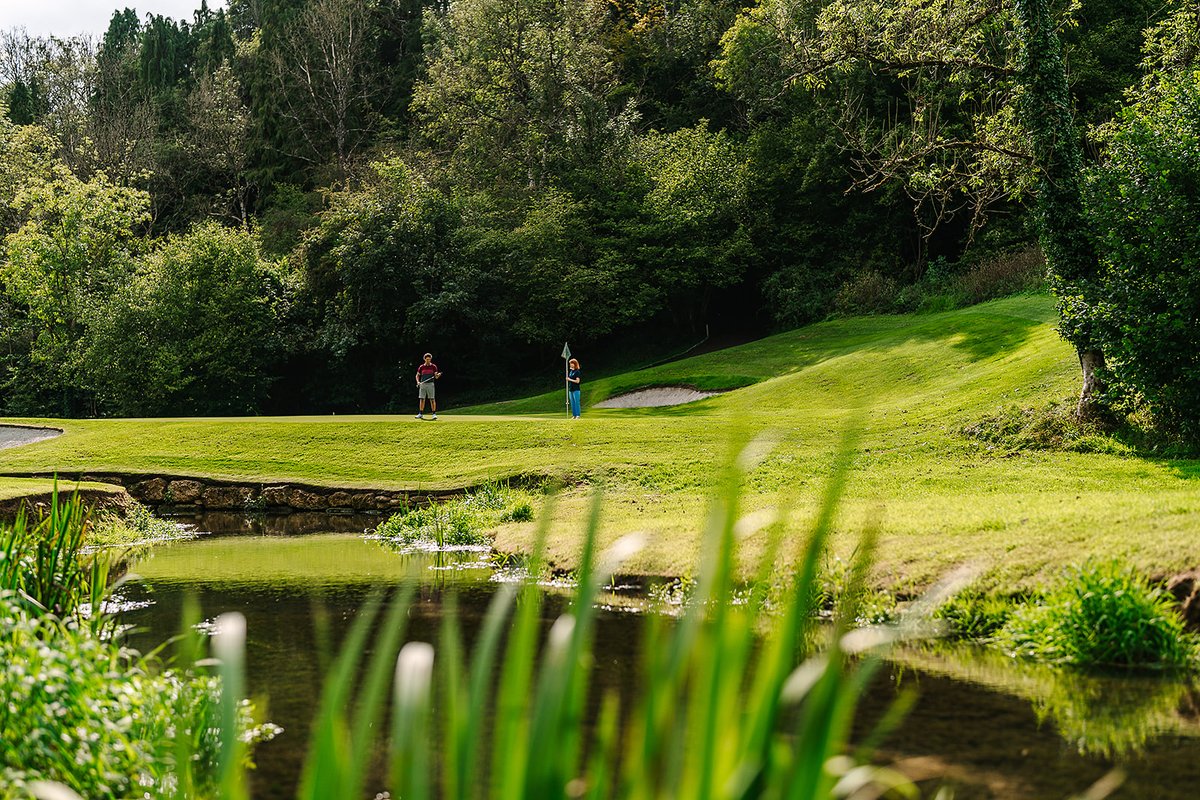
[415,353,441,419]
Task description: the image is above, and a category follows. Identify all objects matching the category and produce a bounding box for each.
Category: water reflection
[120,530,643,799]
[119,525,1200,800]
[892,644,1200,759]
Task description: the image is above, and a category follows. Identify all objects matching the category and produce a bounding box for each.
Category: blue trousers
[569,390,581,417]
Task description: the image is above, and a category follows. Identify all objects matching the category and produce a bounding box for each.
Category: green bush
[833,270,898,316]
[962,401,1132,455]
[377,501,490,548]
[90,501,189,548]
[86,222,285,416]
[377,485,537,548]
[997,559,1198,668]
[1083,69,1200,438]
[0,594,270,800]
[502,501,534,522]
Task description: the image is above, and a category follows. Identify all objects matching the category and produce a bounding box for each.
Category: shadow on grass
[889,303,1048,362]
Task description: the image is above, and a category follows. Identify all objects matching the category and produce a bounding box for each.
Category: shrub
[1083,69,1200,438]
[86,222,284,416]
[376,485,538,549]
[464,482,508,511]
[502,501,534,522]
[954,248,1045,305]
[90,501,189,548]
[935,591,1014,641]
[0,594,270,800]
[376,500,490,548]
[833,270,899,315]
[962,401,1131,455]
[997,559,1198,668]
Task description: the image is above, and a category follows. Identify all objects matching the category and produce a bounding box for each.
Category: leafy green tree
[5,78,45,125]
[0,152,149,415]
[0,116,60,234]
[746,114,914,328]
[478,186,660,344]
[296,159,476,408]
[179,63,255,223]
[414,0,633,197]
[266,0,379,185]
[634,124,752,329]
[716,0,1157,417]
[88,222,284,415]
[603,0,744,131]
[1081,9,1200,435]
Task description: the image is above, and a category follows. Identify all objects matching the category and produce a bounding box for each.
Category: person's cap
[423,353,432,359]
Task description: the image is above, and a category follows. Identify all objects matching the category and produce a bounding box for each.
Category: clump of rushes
[997,559,1198,668]
[194,432,923,800]
[0,491,109,623]
[376,483,536,549]
[935,590,1015,641]
[89,500,190,548]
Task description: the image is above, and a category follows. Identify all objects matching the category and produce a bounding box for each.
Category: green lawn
[0,477,125,502]
[2,294,1198,590]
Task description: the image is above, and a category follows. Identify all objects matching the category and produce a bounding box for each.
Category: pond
[119,516,1200,799]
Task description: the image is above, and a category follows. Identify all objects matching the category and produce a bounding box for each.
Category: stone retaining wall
[4,473,445,514]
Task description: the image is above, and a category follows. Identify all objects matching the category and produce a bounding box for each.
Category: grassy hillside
[2,295,1198,590]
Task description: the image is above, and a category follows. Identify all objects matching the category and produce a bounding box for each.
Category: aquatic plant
[376,485,538,549]
[997,559,1198,668]
[934,590,1015,641]
[501,501,533,522]
[89,500,189,548]
[819,554,897,626]
[0,489,110,623]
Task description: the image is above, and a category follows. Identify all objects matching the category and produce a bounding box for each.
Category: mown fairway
[3,295,1198,590]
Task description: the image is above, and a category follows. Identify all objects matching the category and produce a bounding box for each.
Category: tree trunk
[1077,348,1106,420]
[1014,0,1108,420]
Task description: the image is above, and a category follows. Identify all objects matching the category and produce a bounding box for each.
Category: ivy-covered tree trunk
[1013,0,1108,420]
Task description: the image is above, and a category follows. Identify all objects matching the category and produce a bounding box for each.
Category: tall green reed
[0,486,112,624]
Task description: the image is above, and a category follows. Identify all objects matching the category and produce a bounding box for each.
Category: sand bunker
[0,424,62,451]
[595,386,724,409]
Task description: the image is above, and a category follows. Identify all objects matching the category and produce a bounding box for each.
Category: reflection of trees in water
[896,644,1200,758]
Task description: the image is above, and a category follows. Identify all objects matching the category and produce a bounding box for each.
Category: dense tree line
[0,0,1197,434]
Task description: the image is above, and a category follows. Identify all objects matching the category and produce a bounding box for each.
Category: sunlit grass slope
[0,477,124,502]
[2,294,1198,589]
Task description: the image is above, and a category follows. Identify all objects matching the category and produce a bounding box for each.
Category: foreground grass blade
[392,641,435,800]
[213,612,248,800]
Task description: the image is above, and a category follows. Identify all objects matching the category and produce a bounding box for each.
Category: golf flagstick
[561,342,571,416]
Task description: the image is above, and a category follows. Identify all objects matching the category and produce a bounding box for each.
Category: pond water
[120,517,1200,799]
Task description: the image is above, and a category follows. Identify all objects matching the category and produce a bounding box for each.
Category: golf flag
[562,342,571,414]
